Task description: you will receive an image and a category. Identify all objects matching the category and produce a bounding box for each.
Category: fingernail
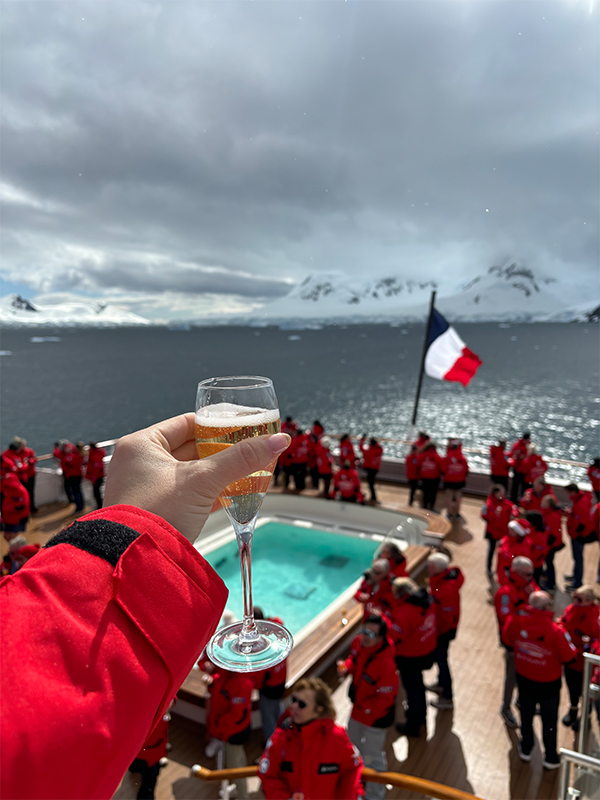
[268,433,291,455]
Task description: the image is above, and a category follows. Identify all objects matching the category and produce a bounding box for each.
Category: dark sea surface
[1,323,598,482]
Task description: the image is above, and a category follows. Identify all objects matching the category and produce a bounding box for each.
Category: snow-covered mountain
[231,263,596,326]
[0,294,150,327]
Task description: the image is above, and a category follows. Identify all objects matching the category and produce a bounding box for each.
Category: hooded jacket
[494,573,539,634]
[259,716,363,800]
[566,491,594,540]
[429,566,464,634]
[502,605,577,682]
[1,473,30,524]
[207,669,253,743]
[558,603,600,672]
[481,495,517,541]
[390,588,438,658]
[344,635,398,727]
[496,531,533,585]
[489,445,510,477]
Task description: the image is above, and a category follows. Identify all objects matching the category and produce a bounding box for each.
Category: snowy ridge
[0,294,150,327]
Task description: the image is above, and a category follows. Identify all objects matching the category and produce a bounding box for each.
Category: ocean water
[0,323,598,482]
[203,521,377,635]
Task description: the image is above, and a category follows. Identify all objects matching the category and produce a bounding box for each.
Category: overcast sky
[1,0,598,320]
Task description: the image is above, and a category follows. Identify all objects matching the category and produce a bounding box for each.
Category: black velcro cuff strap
[44,519,140,566]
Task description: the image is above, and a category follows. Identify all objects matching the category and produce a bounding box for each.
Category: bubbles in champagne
[195,402,279,428]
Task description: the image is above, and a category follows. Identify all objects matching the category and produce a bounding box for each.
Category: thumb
[196,433,290,497]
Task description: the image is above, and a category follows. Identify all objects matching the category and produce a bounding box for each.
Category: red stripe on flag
[443,347,483,387]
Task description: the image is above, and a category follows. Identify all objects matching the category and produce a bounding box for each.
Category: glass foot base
[207,620,293,672]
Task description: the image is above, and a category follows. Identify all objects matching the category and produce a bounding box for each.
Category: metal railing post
[577,652,600,753]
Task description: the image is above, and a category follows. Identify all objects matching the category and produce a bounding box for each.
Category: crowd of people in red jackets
[275,417,384,504]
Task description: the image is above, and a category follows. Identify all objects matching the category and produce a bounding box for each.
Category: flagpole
[407,289,436,446]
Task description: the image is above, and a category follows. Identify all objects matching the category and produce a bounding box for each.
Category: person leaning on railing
[0,414,291,800]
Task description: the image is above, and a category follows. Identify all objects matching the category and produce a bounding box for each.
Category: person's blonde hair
[392,576,417,599]
[574,585,597,603]
[293,677,336,720]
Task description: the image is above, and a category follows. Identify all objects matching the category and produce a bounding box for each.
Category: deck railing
[191,763,486,800]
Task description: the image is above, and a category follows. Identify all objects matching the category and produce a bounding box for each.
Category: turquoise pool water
[203,521,378,636]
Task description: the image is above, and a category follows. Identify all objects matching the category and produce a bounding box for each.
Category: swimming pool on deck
[195,495,430,647]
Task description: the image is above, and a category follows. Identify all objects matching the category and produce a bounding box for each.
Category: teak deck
[10,479,600,800]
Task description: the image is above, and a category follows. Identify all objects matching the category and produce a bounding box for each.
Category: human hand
[290,794,305,800]
[336,659,348,676]
[103,412,290,544]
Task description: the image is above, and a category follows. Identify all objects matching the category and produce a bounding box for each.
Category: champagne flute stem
[236,525,257,642]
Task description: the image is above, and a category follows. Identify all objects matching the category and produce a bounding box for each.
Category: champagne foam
[195,402,279,428]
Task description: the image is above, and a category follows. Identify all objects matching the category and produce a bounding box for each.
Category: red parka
[339,438,357,467]
[588,464,600,494]
[85,446,106,483]
[315,442,334,475]
[494,573,539,635]
[255,618,288,699]
[344,635,398,727]
[58,445,84,479]
[1,473,30,525]
[333,467,362,500]
[289,433,310,465]
[509,438,529,474]
[542,506,564,552]
[207,669,253,743]
[503,606,577,682]
[360,439,383,471]
[390,589,438,658]
[558,603,600,672]
[429,566,464,634]
[566,491,594,540]
[481,495,517,541]
[2,449,27,482]
[489,445,510,477]
[523,453,548,485]
[496,530,533,585]
[133,712,170,767]
[519,484,555,512]
[442,453,469,483]
[417,447,443,480]
[0,504,228,800]
[354,575,393,617]
[259,716,363,800]
[405,452,420,481]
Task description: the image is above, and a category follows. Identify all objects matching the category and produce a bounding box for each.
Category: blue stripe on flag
[426,308,450,349]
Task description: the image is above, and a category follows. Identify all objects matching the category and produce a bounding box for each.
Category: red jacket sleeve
[334,731,363,800]
[0,504,228,800]
[259,729,293,799]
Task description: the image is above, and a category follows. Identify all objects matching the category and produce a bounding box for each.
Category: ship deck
[10,479,600,800]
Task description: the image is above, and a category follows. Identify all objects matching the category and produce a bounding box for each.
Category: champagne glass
[195,376,293,672]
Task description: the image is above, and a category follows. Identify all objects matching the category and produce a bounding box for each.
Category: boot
[562,706,578,728]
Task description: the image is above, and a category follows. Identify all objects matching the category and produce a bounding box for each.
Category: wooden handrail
[191,763,486,800]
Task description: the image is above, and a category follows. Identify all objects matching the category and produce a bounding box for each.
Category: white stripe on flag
[424,326,466,380]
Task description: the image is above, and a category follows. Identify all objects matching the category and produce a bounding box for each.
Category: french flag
[424,308,483,387]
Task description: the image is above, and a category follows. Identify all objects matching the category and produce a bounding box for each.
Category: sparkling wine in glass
[195,376,293,672]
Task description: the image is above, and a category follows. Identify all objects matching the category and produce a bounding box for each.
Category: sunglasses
[291,695,307,709]
[361,628,379,638]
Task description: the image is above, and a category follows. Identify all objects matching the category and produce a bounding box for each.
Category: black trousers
[519,691,560,761]
[510,471,526,503]
[128,759,161,800]
[491,474,509,489]
[564,665,583,708]
[66,476,84,511]
[434,631,455,701]
[408,479,419,506]
[485,535,497,574]
[92,478,104,509]
[396,655,433,732]
[421,478,440,510]
[25,476,37,512]
[365,468,378,501]
[293,463,307,492]
[319,473,332,496]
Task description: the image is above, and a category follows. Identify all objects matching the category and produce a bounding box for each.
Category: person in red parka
[314,436,335,498]
[540,494,564,591]
[503,591,577,769]
[288,428,310,492]
[588,458,600,503]
[378,541,408,580]
[414,431,430,449]
[417,442,443,511]
[495,556,538,729]
[405,445,420,507]
[496,519,533,586]
[565,483,594,591]
[519,477,556,513]
[442,440,469,521]
[558,586,599,731]
[1,411,290,800]
[2,441,27,483]
[355,558,393,619]
[481,484,518,576]
[508,431,530,503]
[206,667,254,799]
[337,615,398,800]
[253,607,288,742]
[56,440,84,512]
[259,677,362,800]
[390,578,437,737]
[522,445,548,487]
[360,436,384,504]
[1,472,30,533]
[84,441,106,509]
[523,510,550,585]
[489,439,510,489]
[426,553,464,710]
[339,433,357,468]
[128,705,172,799]
[12,543,40,571]
[332,461,364,504]
[274,416,297,485]
[13,437,37,513]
